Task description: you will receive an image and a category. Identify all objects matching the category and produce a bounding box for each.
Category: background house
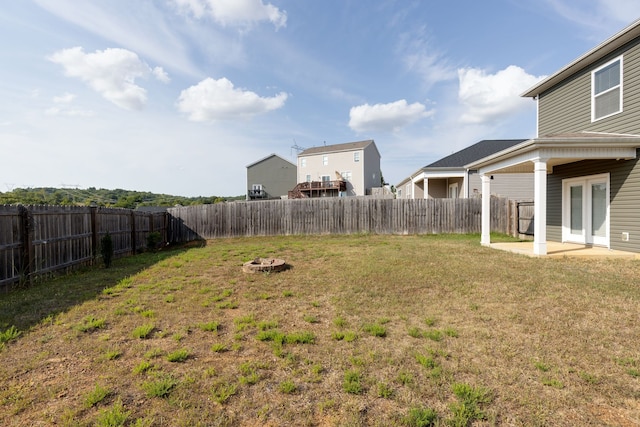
[292,140,381,198]
[246,154,297,200]
[469,18,640,255]
[396,140,533,200]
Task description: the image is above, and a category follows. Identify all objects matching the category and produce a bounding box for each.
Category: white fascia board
[422,170,466,179]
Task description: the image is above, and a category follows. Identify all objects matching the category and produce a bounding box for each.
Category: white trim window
[300,158,307,168]
[323,155,328,166]
[592,56,623,121]
[305,174,311,182]
[448,182,459,199]
[354,152,360,162]
[341,171,352,182]
[562,173,610,247]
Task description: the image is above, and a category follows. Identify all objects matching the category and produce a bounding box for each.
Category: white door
[563,174,609,247]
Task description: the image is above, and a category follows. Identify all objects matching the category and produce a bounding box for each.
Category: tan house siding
[539,38,640,136]
[247,155,297,200]
[546,152,640,252]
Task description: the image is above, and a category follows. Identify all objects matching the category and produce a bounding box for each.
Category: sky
[1,1,640,197]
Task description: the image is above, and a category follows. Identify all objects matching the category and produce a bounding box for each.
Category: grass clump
[363,323,386,338]
[84,384,111,408]
[95,399,129,427]
[447,383,491,425]
[211,381,237,404]
[211,343,227,353]
[132,361,154,375]
[142,375,177,398]
[77,316,106,333]
[343,370,363,394]
[167,348,190,362]
[198,321,220,332]
[132,324,154,339]
[279,380,296,394]
[404,406,438,427]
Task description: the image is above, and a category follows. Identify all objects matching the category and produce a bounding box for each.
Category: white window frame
[562,173,610,247]
[591,55,623,122]
[305,174,311,182]
[341,171,352,182]
[300,158,306,168]
[322,155,328,166]
[448,182,459,199]
[354,152,360,162]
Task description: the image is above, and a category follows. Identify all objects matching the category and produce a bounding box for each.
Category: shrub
[100,232,114,268]
[404,406,438,427]
[146,231,162,252]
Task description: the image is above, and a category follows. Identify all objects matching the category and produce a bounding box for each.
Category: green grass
[1,234,640,425]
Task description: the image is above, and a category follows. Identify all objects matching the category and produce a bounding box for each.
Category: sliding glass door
[563,174,609,247]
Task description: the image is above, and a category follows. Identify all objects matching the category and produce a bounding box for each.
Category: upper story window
[592,56,622,121]
[322,155,328,166]
[354,152,360,162]
[300,158,306,168]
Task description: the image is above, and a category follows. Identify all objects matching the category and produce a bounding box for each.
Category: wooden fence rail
[0,205,167,290]
[167,197,519,241]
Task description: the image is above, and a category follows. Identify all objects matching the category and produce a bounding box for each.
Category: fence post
[18,205,34,285]
[130,211,137,255]
[90,206,98,263]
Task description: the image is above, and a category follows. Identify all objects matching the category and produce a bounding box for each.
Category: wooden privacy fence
[168,197,521,241]
[0,205,167,290]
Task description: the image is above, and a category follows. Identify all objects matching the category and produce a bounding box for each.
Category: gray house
[469,18,640,255]
[396,139,533,200]
[246,154,297,200]
[291,140,381,198]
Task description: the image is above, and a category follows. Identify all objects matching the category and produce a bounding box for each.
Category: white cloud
[177,77,287,121]
[457,65,544,125]
[48,47,163,110]
[152,66,171,83]
[349,100,433,133]
[173,0,286,29]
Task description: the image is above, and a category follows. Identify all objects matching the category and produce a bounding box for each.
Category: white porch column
[424,178,429,199]
[481,174,491,246]
[533,158,548,255]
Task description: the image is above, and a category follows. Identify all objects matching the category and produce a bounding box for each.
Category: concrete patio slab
[488,241,640,259]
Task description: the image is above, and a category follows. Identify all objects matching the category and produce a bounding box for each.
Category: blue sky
[1,1,639,197]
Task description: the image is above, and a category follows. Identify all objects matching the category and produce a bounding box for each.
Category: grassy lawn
[0,234,639,426]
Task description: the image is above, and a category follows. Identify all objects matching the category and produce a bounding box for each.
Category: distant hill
[0,187,244,209]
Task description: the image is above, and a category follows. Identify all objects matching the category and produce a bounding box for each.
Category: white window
[322,155,328,166]
[321,175,331,183]
[252,184,262,191]
[300,158,306,167]
[448,183,459,199]
[405,183,412,199]
[592,56,622,121]
[305,174,311,182]
[341,171,352,182]
[354,152,360,162]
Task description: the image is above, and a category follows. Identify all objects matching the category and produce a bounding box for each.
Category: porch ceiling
[467,133,640,175]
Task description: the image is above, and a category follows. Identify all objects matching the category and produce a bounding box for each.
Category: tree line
[0,187,244,209]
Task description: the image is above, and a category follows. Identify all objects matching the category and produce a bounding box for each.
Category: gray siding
[247,156,297,200]
[546,151,640,252]
[539,38,640,136]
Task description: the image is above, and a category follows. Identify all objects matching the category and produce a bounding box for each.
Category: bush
[146,231,162,251]
[100,232,114,268]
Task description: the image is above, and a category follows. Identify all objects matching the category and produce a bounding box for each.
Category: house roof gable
[299,140,379,158]
[425,139,527,169]
[246,153,296,169]
[522,18,640,98]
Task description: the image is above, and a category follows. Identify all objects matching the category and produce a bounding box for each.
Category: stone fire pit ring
[242,257,287,274]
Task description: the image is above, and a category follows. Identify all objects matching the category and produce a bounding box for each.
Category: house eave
[467,135,640,174]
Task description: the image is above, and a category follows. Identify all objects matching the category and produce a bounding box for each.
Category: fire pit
[242,257,287,274]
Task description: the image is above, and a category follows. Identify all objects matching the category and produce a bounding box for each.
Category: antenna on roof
[291,139,306,157]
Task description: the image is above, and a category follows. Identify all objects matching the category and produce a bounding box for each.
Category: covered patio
[467,132,640,256]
